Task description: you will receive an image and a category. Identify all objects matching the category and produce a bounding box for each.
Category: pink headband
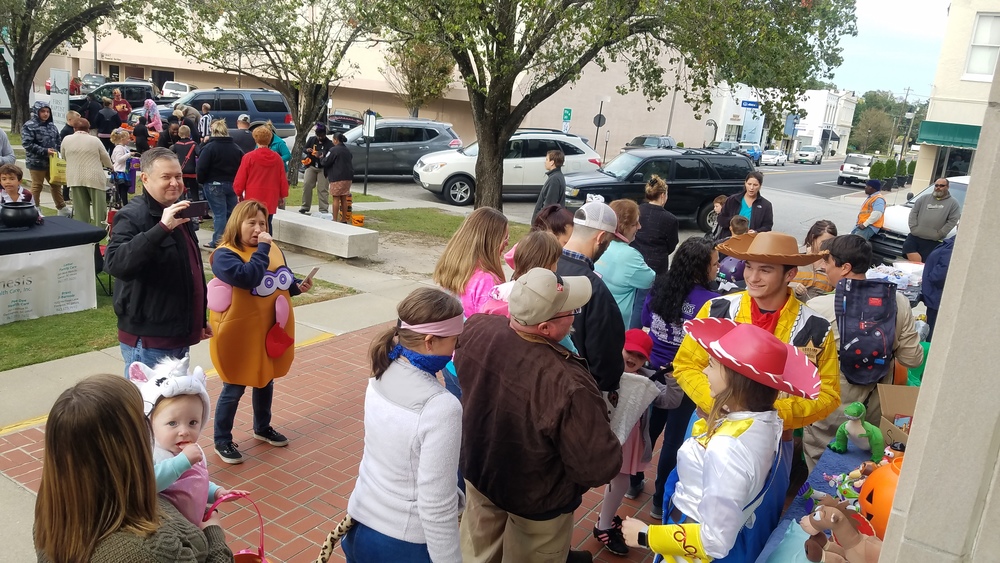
[399,314,464,337]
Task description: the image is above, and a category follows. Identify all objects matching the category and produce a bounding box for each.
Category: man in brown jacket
[455,268,623,563]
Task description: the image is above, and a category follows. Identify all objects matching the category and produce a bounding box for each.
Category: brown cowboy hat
[716,231,824,266]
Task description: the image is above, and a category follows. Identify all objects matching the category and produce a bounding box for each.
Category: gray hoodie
[908,192,961,241]
[0,129,14,166]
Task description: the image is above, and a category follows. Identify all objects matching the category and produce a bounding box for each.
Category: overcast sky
[830,0,950,101]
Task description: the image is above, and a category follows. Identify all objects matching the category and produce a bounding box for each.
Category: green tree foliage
[896,159,907,176]
[907,160,916,175]
[869,160,884,181]
[363,0,857,209]
[382,40,455,117]
[145,0,367,183]
[884,159,897,180]
[0,0,141,131]
[855,108,893,154]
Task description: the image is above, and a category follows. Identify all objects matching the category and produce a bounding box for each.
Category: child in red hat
[593,329,683,556]
[622,319,820,562]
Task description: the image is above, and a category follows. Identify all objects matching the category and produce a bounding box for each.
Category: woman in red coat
[233,126,289,233]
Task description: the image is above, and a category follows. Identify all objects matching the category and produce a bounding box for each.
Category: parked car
[869,176,967,264]
[415,129,601,205]
[129,88,296,138]
[336,117,461,177]
[794,145,823,164]
[709,140,741,152]
[161,81,195,97]
[760,149,787,166]
[563,148,754,232]
[739,142,762,165]
[328,108,364,133]
[622,134,676,152]
[79,73,107,94]
[837,153,875,185]
[71,81,178,114]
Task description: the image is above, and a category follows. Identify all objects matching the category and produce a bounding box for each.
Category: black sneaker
[298,209,309,214]
[593,521,629,556]
[625,479,644,500]
[215,442,244,464]
[253,427,289,447]
[650,502,663,519]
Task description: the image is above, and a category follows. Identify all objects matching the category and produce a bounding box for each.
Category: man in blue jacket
[921,235,956,341]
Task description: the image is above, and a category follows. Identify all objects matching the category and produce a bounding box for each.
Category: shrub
[896,160,907,176]
[906,160,916,175]
[884,159,897,179]
[676,141,685,147]
[869,161,885,181]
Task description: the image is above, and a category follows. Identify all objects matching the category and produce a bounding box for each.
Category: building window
[724,124,742,141]
[967,13,1000,77]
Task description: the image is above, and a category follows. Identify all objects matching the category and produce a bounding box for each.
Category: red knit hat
[623,329,653,362]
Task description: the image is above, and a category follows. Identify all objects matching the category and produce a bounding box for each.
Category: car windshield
[460,142,479,156]
[83,74,104,83]
[603,152,643,180]
[763,150,780,155]
[908,181,968,208]
[739,144,755,150]
[800,146,817,152]
[844,155,871,166]
[333,108,363,119]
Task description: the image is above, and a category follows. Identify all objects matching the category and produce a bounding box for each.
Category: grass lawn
[361,208,531,242]
[0,270,355,372]
[283,187,388,208]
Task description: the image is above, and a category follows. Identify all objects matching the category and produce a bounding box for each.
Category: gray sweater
[0,129,14,165]
[908,193,961,241]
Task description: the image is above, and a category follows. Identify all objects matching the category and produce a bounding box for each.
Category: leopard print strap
[315,514,354,563]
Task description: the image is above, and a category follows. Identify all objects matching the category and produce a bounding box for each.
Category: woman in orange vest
[208,199,313,465]
[853,179,886,240]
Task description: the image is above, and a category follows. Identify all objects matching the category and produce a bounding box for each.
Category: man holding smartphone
[104,147,212,377]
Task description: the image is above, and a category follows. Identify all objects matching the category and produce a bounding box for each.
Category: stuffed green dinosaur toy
[829,402,884,463]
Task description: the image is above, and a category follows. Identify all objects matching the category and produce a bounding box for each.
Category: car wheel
[444,175,475,206]
[696,201,717,234]
[782,161,786,166]
[837,176,845,185]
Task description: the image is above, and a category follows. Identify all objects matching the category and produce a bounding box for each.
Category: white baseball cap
[509,268,592,326]
[573,201,617,233]
[237,114,251,123]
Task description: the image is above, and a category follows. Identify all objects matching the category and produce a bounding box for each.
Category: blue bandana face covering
[388,344,452,374]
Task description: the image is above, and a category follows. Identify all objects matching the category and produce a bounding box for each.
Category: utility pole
[888,87,912,157]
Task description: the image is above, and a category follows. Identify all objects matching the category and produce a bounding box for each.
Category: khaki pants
[802,371,891,472]
[69,186,107,228]
[299,166,329,213]
[460,481,573,563]
[29,168,65,209]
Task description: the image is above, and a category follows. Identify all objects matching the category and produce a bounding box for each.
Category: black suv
[564,148,754,232]
[128,88,295,137]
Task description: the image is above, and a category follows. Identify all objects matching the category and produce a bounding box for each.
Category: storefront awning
[829,130,841,142]
[917,121,981,149]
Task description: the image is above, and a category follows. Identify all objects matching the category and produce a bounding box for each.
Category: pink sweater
[461,269,502,317]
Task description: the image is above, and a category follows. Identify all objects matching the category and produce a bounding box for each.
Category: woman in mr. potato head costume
[207,199,313,465]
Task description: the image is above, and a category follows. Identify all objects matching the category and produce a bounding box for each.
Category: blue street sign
[741,100,760,109]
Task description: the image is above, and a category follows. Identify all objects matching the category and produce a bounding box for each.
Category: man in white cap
[230,113,256,154]
[456,268,622,563]
[557,201,626,396]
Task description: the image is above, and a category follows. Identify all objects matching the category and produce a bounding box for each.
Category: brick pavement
[0,323,664,562]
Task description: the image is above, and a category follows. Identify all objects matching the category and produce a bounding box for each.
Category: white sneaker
[58,206,73,218]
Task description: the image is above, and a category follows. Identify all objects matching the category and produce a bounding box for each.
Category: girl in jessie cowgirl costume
[622,318,820,562]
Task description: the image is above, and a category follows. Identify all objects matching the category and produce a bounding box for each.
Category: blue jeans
[120,339,190,379]
[202,181,237,246]
[851,225,878,240]
[213,381,274,446]
[341,521,432,563]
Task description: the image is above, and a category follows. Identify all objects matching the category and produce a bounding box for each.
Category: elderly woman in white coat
[60,117,113,227]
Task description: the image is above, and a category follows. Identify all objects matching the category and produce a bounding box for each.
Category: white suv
[414,129,602,205]
[837,154,875,185]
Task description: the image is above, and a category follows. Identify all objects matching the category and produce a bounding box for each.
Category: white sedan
[760,149,787,166]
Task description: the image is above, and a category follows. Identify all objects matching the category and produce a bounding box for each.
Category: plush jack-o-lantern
[859,457,903,539]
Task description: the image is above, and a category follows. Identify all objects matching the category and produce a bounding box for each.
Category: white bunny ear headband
[129,355,211,424]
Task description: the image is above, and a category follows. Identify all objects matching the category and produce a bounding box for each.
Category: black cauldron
[0,201,39,228]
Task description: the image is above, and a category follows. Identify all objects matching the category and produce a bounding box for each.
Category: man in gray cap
[230,113,256,154]
[456,268,622,563]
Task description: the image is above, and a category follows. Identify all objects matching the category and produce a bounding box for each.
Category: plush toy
[829,402,884,463]
[881,441,905,465]
[804,529,833,563]
[799,482,832,514]
[800,497,882,563]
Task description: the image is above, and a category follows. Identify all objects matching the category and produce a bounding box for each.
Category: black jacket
[531,168,566,222]
[716,193,774,239]
[230,129,256,154]
[170,140,199,175]
[95,107,121,136]
[303,135,333,168]
[556,252,625,391]
[323,142,354,182]
[196,136,243,184]
[631,203,679,275]
[104,193,207,338]
[59,123,74,144]
[86,100,102,126]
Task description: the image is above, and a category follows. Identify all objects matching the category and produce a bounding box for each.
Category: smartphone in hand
[176,200,210,219]
[304,267,320,285]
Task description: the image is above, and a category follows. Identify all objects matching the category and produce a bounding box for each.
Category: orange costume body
[208,242,295,388]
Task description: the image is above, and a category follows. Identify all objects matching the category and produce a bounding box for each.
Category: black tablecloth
[0,216,106,256]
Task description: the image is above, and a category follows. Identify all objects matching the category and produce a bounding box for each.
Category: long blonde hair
[34,375,160,562]
[219,200,269,250]
[369,287,463,379]
[433,207,508,295]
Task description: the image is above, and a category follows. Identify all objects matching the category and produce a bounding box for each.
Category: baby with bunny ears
[130,356,247,526]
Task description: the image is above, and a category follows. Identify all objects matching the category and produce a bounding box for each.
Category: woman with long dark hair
[630,237,720,516]
[716,171,773,239]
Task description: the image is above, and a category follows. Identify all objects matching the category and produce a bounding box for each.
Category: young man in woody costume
[668,231,841,561]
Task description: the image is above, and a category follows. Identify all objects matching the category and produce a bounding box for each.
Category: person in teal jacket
[596,199,656,327]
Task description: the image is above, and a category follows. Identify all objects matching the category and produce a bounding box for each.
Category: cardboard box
[878,384,919,446]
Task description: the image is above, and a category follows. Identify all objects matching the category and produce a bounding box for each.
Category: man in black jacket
[104,147,209,378]
[556,201,626,396]
[298,123,334,215]
[531,149,565,223]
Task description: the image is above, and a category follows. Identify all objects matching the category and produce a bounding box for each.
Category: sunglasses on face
[934,183,947,187]
[549,308,582,320]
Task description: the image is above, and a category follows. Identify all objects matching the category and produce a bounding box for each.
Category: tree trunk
[10,72,36,133]
[474,131,505,210]
[409,106,419,118]
[285,85,329,186]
